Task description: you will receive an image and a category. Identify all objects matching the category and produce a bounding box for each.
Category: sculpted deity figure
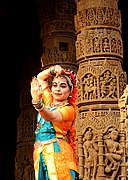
[104,128,123,179]
[83,129,98,180]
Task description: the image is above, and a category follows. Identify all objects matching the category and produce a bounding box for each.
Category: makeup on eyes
[52,81,68,86]
[52,81,68,87]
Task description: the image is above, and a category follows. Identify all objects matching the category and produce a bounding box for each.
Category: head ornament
[62,69,78,104]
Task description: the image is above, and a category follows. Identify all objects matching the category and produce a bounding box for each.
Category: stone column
[118,85,128,180]
[36,0,78,71]
[75,0,127,179]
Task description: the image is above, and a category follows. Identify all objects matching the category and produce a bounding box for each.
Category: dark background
[0,0,128,179]
[0,0,42,179]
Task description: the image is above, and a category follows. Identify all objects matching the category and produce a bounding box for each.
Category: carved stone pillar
[77,135,84,179]
[15,60,40,180]
[118,85,128,179]
[75,0,127,179]
[36,0,78,71]
[97,130,105,179]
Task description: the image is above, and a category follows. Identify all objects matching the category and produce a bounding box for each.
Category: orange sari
[33,88,78,180]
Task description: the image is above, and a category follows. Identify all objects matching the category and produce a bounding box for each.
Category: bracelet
[49,66,55,75]
[37,105,45,112]
[32,99,44,110]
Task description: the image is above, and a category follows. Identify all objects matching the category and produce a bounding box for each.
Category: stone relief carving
[76,29,123,60]
[76,124,123,179]
[41,45,76,65]
[119,72,127,97]
[83,0,119,9]
[76,110,120,135]
[15,148,34,180]
[76,59,124,178]
[119,85,128,141]
[93,37,101,53]
[99,70,117,99]
[84,29,123,56]
[76,33,85,60]
[41,20,75,36]
[83,128,98,180]
[77,60,126,105]
[104,127,123,179]
[118,85,128,177]
[75,7,121,31]
[21,155,34,180]
[79,70,118,102]
[102,37,110,53]
[82,73,97,100]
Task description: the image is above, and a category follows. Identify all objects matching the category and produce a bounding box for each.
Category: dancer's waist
[34,137,64,149]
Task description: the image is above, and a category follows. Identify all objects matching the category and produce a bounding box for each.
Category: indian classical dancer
[30,64,78,180]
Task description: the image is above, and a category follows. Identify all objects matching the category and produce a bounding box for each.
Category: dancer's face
[51,76,71,102]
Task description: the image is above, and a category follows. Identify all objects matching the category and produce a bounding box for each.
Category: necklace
[50,100,69,108]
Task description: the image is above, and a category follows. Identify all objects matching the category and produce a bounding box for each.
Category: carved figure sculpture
[104,128,123,179]
[83,129,98,180]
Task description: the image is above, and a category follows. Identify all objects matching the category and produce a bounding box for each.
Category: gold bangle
[37,105,45,112]
[32,99,44,110]
[50,66,55,75]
